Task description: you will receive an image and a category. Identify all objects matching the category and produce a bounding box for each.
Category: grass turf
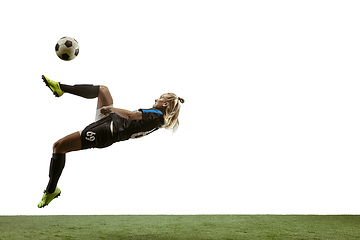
[0,215,360,239]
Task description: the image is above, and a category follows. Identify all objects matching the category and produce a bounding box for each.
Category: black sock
[59,84,100,99]
[46,153,66,193]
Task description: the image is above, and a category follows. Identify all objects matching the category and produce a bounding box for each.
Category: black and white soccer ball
[55,36,79,61]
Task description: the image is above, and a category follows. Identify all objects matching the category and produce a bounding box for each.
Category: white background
[1,0,360,215]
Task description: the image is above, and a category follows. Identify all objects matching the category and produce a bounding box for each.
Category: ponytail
[178,97,185,104]
[162,93,185,132]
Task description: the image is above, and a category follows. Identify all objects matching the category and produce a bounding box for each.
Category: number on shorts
[85,131,96,141]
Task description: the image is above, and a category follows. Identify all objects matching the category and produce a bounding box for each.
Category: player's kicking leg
[41,75,113,108]
[42,75,101,99]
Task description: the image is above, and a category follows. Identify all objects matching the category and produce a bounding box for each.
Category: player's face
[153,95,168,109]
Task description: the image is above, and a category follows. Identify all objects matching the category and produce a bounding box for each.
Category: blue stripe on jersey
[142,109,163,115]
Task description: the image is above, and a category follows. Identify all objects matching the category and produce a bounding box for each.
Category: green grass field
[1,215,360,239]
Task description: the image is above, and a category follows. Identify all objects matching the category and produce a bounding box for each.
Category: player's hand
[100,106,113,115]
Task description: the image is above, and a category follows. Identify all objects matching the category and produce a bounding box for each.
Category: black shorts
[80,116,115,150]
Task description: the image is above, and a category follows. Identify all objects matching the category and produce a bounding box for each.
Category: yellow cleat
[37,187,61,208]
[42,75,64,97]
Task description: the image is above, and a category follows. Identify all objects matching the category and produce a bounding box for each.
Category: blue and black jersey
[110,108,164,142]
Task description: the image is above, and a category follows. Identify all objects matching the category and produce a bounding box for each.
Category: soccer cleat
[37,187,61,208]
[42,75,64,97]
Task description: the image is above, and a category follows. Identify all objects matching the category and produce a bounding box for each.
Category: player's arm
[101,106,142,120]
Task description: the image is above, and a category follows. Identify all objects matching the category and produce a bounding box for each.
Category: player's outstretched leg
[38,132,81,208]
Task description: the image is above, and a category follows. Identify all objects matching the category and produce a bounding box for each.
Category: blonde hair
[162,93,185,132]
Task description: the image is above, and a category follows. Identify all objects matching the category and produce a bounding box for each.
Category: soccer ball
[55,36,79,61]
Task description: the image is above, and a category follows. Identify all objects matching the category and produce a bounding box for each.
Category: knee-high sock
[59,84,100,99]
[46,153,66,193]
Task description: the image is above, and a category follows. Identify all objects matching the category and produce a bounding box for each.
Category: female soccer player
[37,75,184,208]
